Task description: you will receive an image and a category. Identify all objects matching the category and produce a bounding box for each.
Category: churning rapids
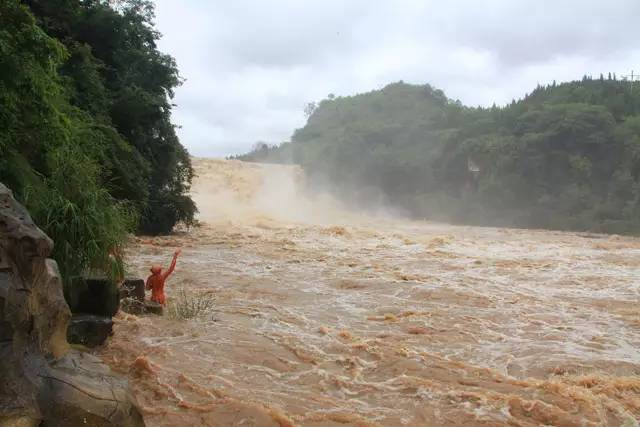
[98,158,640,426]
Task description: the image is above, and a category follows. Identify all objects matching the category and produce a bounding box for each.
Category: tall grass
[24,142,135,285]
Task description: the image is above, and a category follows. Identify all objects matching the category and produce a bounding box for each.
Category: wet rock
[0,342,41,426]
[67,315,113,348]
[66,276,120,317]
[0,272,13,342]
[0,183,144,426]
[120,296,163,316]
[39,351,144,427]
[120,297,146,315]
[0,415,40,427]
[120,278,145,302]
[143,301,163,315]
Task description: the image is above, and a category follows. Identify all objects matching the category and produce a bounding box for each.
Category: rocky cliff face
[0,183,144,426]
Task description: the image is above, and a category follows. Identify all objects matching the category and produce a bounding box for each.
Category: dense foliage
[240,78,640,234]
[0,0,195,282]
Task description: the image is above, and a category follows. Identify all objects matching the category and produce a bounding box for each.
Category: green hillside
[240,77,640,234]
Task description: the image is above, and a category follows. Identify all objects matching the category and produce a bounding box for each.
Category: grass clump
[168,288,216,320]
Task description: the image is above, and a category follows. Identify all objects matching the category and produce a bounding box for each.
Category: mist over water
[191,158,398,227]
[192,159,338,225]
[98,159,640,426]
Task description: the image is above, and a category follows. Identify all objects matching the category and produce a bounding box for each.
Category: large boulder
[0,183,144,426]
[66,276,120,317]
[67,315,114,348]
[64,275,123,348]
[39,351,144,427]
[64,276,119,348]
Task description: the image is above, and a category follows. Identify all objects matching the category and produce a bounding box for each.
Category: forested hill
[239,78,640,234]
[0,1,194,281]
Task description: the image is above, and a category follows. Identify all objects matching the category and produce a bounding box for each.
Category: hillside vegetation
[239,78,640,234]
[0,0,194,281]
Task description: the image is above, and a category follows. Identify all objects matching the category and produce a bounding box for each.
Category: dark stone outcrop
[67,315,114,348]
[0,183,144,426]
[67,277,120,318]
[65,276,119,348]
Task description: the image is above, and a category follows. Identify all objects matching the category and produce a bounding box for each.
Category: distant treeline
[238,77,640,234]
[0,0,195,281]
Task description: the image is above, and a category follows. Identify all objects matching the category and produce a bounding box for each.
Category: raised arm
[162,250,181,280]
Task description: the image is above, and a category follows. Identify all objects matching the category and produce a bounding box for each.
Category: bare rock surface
[0,183,144,426]
[67,315,114,348]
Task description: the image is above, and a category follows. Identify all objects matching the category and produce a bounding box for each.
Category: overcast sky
[153,0,640,157]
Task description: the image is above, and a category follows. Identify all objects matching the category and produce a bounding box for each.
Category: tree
[0,0,132,283]
[24,0,196,234]
[304,102,317,118]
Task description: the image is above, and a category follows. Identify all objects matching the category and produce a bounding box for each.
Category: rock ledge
[0,183,144,426]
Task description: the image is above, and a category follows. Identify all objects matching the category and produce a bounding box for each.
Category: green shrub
[167,288,216,320]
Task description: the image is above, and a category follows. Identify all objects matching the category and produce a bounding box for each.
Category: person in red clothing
[146,249,181,305]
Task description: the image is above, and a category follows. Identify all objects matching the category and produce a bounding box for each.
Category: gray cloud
[154,0,640,157]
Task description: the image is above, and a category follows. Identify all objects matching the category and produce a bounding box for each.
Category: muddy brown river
[98,159,640,426]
